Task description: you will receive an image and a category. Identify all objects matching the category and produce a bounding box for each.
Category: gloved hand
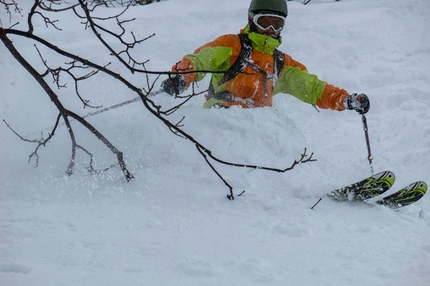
[344,93,370,114]
[161,74,186,96]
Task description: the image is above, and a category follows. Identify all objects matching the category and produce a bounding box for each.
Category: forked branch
[1,0,317,196]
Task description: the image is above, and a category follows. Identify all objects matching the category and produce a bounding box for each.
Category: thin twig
[311,198,323,210]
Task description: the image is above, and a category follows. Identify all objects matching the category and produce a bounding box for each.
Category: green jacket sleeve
[273,66,326,105]
[184,46,233,82]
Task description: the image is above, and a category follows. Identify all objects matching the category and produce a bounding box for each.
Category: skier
[161,0,369,114]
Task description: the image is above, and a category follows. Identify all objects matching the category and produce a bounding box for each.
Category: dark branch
[1,1,317,196]
[0,28,133,181]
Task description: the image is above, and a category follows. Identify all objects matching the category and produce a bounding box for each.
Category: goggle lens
[249,13,285,33]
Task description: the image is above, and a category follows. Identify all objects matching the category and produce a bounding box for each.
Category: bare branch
[0,29,134,181]
[1,1,316,195]
[38,0,79,13]
[0,0,23,23]
[3,114,60,168]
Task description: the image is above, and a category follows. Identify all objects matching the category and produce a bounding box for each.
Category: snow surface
[1,0,430,285]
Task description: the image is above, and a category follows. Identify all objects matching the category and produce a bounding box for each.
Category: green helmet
[248,0,288,17]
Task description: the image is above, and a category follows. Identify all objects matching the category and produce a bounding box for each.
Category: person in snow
[161,0,369,113]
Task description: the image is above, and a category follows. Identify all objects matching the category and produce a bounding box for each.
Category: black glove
[344,93,370,114]
[161,74,186,96]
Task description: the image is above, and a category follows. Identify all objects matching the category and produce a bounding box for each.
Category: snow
[1,0,430,285]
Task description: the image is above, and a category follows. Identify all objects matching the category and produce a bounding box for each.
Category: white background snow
[1,0,430,285]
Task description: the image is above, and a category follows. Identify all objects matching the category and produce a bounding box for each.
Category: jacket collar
[240,25,282,54]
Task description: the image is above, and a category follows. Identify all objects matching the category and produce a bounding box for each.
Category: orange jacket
[172,25,348,110]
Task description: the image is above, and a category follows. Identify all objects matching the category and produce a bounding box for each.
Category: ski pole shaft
[361,114,374,174]
[25,89,164,137]
[82,88,164,119]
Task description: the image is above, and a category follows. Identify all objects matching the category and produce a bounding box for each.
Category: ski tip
[371,170,395,182]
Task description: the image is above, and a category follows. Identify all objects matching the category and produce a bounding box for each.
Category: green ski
[376,181,427,209]
[328,171,395,201]
[328,171,427,209]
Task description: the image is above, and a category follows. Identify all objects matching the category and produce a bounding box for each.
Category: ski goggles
[248,12,286,33]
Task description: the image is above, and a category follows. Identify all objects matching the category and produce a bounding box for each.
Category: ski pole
[361,114,374,174]
[25,89,164,137]
[82,88,164,119]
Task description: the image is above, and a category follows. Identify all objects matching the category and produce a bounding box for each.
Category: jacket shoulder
[282,53,308,72]
[194,34,242,54]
